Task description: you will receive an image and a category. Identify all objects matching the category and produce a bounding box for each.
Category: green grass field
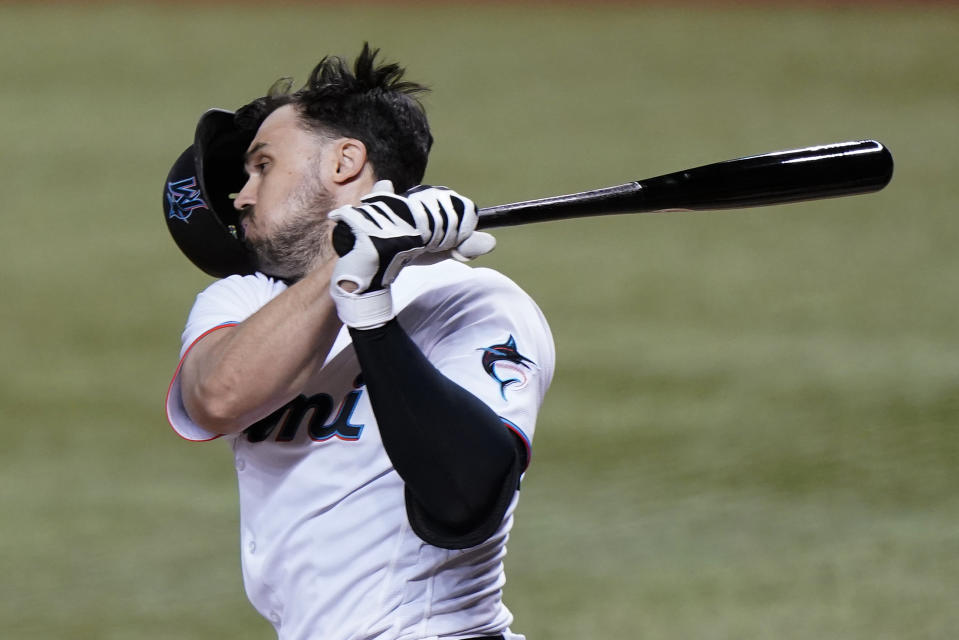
[1,2,957,638]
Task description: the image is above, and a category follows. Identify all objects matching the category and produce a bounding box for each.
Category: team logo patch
[166,176,209,222]
[479,335,535,400]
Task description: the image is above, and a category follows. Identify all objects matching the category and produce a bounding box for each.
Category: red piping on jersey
[164,322,239,442]
[501,417,532,471]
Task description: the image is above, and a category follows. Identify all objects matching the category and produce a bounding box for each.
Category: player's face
[235,105,338,280]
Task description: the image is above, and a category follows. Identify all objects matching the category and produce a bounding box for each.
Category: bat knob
[332,221,355,257]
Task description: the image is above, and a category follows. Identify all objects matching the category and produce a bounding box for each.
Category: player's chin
[251,253,295,281]
[261,245,336,282]
[242,239,292,280]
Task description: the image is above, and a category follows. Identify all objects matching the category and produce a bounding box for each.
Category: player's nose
[234,179,256,211]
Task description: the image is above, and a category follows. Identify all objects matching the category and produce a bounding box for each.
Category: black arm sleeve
[349,319,523,549]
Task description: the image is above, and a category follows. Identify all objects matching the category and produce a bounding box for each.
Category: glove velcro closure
[330,286,395,330]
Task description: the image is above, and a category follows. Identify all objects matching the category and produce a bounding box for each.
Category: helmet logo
[166,176,209,222]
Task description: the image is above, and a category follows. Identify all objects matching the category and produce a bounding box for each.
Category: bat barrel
[476,140,893,230]
[639,139,894,212]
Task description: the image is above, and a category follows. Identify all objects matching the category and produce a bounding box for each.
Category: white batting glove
[329,182,495,329]
[405,185,496,262]
[328,182,421,329]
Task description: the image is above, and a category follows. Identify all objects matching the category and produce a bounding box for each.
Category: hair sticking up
[235,43,433,192]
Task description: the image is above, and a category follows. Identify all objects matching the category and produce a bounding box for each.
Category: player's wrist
[330,285,395,330]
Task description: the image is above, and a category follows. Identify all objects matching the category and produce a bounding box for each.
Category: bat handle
[333,182,649,256]
[331,199,517,257]
[332,221,356,257]
[474,182,643,229]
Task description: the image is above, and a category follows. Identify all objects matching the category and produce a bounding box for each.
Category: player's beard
[244,170,338,282]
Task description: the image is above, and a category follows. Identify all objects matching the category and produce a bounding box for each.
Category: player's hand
[329,182,495,330]
[404,185,496,263]
[329,181,426,295]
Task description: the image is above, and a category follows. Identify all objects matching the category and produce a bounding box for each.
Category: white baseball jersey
[166,260,554,640]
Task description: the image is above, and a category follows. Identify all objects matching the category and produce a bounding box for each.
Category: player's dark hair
[235,43,433,192]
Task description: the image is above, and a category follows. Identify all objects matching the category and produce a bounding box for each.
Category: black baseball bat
[333,140,893,255]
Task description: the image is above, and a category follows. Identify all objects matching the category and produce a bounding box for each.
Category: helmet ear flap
[162,109,257,278]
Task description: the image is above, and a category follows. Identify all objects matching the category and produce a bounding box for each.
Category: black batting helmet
[162,109,257,278]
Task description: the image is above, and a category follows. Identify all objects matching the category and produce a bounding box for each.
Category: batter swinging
[163,44,554,640]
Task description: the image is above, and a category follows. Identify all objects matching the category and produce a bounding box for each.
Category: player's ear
[329,138,367,185]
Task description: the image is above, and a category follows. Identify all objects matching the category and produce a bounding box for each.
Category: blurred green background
[1,2,957,638]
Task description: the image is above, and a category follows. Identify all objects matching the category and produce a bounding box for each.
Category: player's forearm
[182,263,342,434]
[349,320,519,541]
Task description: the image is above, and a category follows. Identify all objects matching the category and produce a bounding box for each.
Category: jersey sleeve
[397,267,555,464]
[165,273,288,442]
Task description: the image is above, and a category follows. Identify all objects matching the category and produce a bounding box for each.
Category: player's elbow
[431,467,512,531]
[431,497,479,533]
[182,377,251,435]
[407,470,516,549]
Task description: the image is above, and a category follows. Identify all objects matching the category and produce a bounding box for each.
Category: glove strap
[331,286,395,330]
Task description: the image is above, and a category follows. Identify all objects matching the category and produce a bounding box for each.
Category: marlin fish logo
[480,336,535,400]
[166,176,209,222]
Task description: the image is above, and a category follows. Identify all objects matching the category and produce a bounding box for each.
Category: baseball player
[164,44,554,640]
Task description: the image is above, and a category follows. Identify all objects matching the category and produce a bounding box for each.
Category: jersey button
[235,458,246,471]
[248,540,256,554]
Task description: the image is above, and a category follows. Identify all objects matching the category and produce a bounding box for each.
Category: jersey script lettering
[243,389,365,443]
